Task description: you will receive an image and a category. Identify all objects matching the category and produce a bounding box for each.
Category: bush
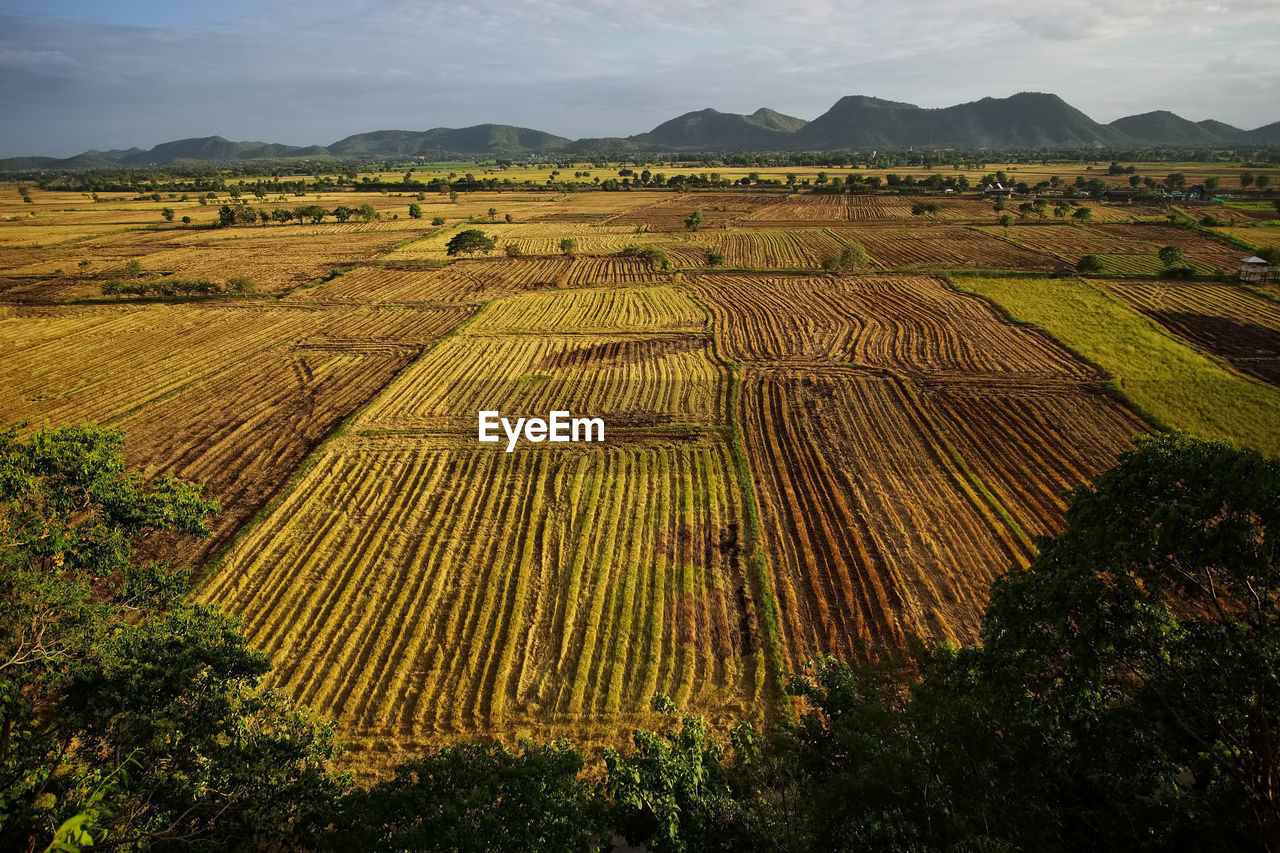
[1160,266,1196,279]
[226,276,256,294]
[504,243,522,257]
[820,243,871,274]
[618,245,671,270]
[431,216,446,226]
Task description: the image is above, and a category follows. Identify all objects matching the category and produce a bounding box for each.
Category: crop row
[692,273,1096,378]
[357,333,725,432]
[739,366,1144,664]
[199,438,764,747]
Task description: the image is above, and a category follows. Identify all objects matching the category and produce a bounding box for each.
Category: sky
[1,0,1278,158]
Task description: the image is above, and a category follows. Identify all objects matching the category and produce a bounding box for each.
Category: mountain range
[6,92,1279,169]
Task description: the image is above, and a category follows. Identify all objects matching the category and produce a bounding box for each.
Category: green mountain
[119,136,325,165]
[792,92,1130,149]
[1247,120,1280,144]
[327,125,571,157]
[628,108,804,149]
[1108,111,1235,145]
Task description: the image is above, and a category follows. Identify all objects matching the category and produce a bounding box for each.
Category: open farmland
[294,256,663,303]
[0,302,471,565]
[3,169,1273,781]
[833,225,1056,271]
[1101,279,1280,385]
[200,435,766,773]
[693,272,1093,377]
[357,333,725,432]
[739,367,1144,661]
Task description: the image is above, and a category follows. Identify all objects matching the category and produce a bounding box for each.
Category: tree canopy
[445,229,496,256]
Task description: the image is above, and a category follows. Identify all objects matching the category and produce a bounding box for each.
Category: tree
[1032,198,1049,219]
[160,207,174,222]
[607,695,761,853]
[1053,202,1072,219]
[1076,253,1104,273]
[685,210,703,232]
[218,204,237,227]
[997,212,1015,234]
[1241,171,1256,188]
[993,196,1007,211]
[431,216,446,226]
[332,741,606,852]
[487,207,497,222]
[559,237,577,256]
[359,203,379,222]
[1259,175,1272,190]
[0,425,346,851]
[407,203,422,219]
[979,433,1280,851]
[445,229,496,256]
[705,250,724,267]
[333,205,354,223]
[1205,177,1221,190]
[449,190,460,203]
[1158,245,1185,268]
[910,202,941,218]
[1072,206,1093,223]
[1166,172,1187,190]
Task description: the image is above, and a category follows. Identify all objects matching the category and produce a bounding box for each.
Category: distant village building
[1239,256,1278,283]
[980,182,1014,198]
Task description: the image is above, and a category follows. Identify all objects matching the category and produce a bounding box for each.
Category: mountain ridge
[5,92,1277,168]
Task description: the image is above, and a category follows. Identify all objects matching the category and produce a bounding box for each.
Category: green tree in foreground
[445,229,496,256]
[685,209,703,232]
[331,741,606,852]
[0,424,345,850]
[408,203,422,219]
[559,237,577,256]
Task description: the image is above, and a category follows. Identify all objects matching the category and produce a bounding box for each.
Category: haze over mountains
[7,92,1279,169]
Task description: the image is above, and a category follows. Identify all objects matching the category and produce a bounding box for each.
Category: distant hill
[1197,119,1248,141]
[792,92,1129,149]
[327,125,571,157]
[1247,120,1280,144]
[3,91,1277,170]
[117,136,327,165]
[628,107,804,149]
[1108,111,1236,145]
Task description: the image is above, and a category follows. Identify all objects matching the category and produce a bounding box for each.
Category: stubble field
[1,173,1270,776]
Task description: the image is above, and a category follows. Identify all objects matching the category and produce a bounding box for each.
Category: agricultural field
[294,256,664,303]
[0,302,471,565]
[200,435,766,774]
[1101,279,1280,385]
[740,366,1144,662]
[2,169,1274,778]
[692,272,1091,377]
[834,225,1057,271]
[957,275,1280,456]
